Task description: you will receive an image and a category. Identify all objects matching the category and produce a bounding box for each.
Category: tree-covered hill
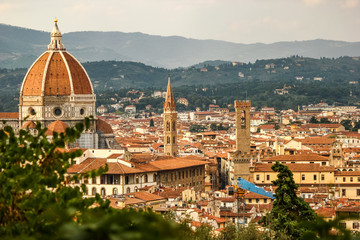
[0,56,359,111]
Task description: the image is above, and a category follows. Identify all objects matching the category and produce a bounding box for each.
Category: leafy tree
[310,116,319,123]
[189,124,206,133]
[341,120,352,130]
[260,162,315,239]
[300,216,351,240]
[319,118,331,124]
[0,120,191,239]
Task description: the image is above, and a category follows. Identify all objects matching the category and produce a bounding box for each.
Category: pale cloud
[339,0,359,8]
[0,3,19,13]
[302,0,324,6]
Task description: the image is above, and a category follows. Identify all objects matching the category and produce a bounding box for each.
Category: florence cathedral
[0,19,117,149]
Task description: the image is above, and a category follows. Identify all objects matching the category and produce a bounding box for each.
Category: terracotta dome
[46,120,69,135]
[96,119,113,134]
[20,19,93,97]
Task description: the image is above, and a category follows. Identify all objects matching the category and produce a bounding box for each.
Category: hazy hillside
[1,23,360,69]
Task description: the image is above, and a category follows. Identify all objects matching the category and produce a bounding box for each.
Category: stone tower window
[172,121,176,131]
[241,110,246,128]
[166,121,170,131]
[80,108,85,115]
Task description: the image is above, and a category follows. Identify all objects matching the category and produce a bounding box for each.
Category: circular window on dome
[28,107,36,116]
[54,108,62,117]
[80,108,85,115]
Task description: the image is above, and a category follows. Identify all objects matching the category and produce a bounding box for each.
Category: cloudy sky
[0,0,359,44]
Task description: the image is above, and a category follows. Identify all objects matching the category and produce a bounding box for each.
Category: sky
[0,0,359,44]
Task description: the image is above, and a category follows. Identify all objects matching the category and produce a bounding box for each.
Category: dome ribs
[22,52,50,96]
[62,52,92,95]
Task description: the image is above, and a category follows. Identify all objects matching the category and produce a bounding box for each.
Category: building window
[266,175,270,181]
[302,174,305,181]
[351,177,353,182]
[264,199,267,203]
[343,177,346,182]
[354,222,359,230]
[144,174,148,183]
[248,199,252,203]
[358,177,360,182]
[92,177,97,184]
[126,187,131,193]
[136,176,139,184]
[186,171,188,178]
[113,188,118,195]
[256,175,260,181]
[313,175,317,181]
[339,223,346,229]
[101,188,106,196]
[342,189,346,197]
[100,175,105,184]
[321,174,325,181]
[256,199,259,203]
[125,176,129,184]
[92,187,97,196]
[357,189,360,196]
[54,107,62,116]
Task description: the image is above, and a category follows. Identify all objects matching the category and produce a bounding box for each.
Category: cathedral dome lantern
[19,19,96,128]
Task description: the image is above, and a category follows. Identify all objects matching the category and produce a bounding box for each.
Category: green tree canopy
[261,162,315,239]
[0,120,191,240]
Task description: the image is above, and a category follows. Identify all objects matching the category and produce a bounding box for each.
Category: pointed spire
[164,76,176,111]
[48,18,66,51]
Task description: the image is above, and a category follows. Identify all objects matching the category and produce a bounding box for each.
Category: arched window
[134,186,138,192]
[173,136,176,144]
[92,187,97,196]
[101,188,106,196]
[172,121,176,131]
[126,187,131,193]
[144,174,148,183]
[113,188,118,195]
[241,110,246,128]
[167,136,170,144]
[166,121,170,131]
[136,176,139,184]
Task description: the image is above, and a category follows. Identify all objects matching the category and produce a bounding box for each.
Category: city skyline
[0,0,359,44]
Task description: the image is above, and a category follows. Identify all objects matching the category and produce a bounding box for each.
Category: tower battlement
[234,100,251,108]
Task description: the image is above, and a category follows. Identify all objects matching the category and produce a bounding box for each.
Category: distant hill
[1,23,360,69]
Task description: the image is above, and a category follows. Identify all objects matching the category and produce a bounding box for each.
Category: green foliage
[189,124,207,133]
[261,162,315,239]
[149,118,154,127]
[0,120,192,240]
[210,123,229,131]
[300,216,352,240]
[310,116,318,123]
